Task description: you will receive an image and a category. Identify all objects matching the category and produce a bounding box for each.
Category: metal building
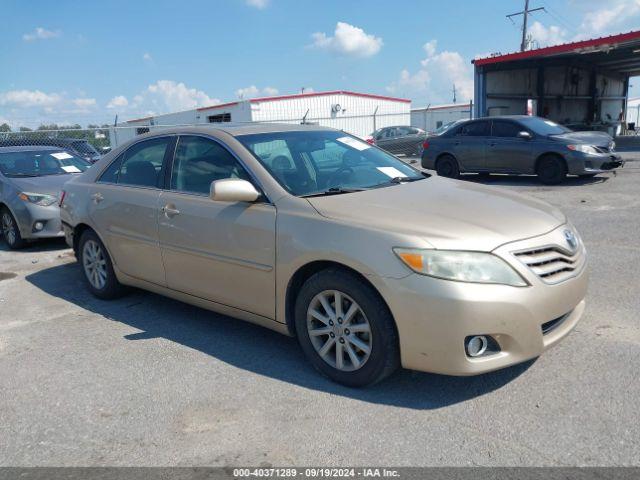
[473,30,640,136]
[111,90,411,147]
[410,103,473,132]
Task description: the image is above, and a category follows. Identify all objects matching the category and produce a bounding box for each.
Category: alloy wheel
[82,239,108,290]
[306,290,372,372]
[1,213,16,246]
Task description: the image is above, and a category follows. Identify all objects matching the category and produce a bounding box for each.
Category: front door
[486,120,536,173]
[452,120,490,171]
[88,136,173,285]
[157,135,277,319]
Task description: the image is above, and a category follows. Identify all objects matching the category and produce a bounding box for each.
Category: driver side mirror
[210,179,260,203]
[517,131,532,140]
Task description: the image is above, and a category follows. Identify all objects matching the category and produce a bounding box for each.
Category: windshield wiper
[6,173,39,177]
[302,187,366,198]
[387,176,424,183]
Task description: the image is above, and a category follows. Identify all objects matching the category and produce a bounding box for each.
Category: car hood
[306,177,566,251]
[550,131,613,148]
[8,174,75,197]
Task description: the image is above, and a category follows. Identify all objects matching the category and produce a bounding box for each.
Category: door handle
[162,204,180,217]
[91,192,104,203]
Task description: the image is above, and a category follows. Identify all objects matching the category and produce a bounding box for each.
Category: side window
[492,121,521,138]
[118,137,170,188]
[97,154,124,183]
[170,136,250,195]
[460,121,490,136]
[384,128,397,138]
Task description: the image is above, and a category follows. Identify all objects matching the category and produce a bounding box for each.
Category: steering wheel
[326,166,355,188]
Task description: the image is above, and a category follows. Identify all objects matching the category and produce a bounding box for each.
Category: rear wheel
[78,229,126,299]
[1,208,26,250]
[294,269,399,387]
[536,155,567,185]
[435,154,460,179]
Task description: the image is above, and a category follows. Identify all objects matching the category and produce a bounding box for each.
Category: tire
[536,155,567,185]
[1,208,26,250]
[78,229,126,300]
[435,154,460,179]
[294,268,400,387]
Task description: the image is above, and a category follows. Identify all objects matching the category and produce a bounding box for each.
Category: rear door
[452,120,490,171]
[88,136,174,286]
[157,135,277,318]
[486,120,536,173]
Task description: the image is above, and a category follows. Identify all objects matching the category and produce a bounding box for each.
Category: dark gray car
[0,146,90,249]
[422,115,624,184]
[370,126,427,156]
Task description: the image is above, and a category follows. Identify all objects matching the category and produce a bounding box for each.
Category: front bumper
[567,151,624,175]
[11,201,64,240]
[374,226,588,375]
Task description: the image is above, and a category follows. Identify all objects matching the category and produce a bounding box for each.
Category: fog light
[466,335,488,357]
[34,221,45,231]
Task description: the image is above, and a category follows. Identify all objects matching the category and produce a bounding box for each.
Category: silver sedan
[0,146,90,249]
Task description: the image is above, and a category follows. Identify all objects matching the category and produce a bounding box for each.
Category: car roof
[133,123,335,138]
[0,145,66,153]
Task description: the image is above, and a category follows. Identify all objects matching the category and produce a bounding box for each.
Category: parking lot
[1,160,639,467]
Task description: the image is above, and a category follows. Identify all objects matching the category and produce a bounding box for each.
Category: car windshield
[237,130,425,196]
[517,117,573,136]
[0,150,91,177]
[71,140,100,156]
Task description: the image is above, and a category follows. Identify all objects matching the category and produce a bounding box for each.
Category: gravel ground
[0,161,638,467]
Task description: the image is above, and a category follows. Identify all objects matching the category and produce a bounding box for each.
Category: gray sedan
[369,126,427,156]
[0,146,90,249]
[422,115,624,184]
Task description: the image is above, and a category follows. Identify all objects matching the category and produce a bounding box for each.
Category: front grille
[541,313,568,335]
[513,245,584,284]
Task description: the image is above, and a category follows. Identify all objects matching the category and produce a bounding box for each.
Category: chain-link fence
[0,110,423,158]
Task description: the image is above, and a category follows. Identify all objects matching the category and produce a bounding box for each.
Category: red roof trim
[473,30,640,66]
[196,101,240,112]
[248,90,411,104]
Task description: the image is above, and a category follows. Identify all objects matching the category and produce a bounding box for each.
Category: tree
[0,123,11,132]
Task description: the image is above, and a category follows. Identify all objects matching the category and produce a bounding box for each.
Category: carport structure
[473,30,640,135]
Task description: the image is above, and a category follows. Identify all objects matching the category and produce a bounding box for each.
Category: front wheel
[1,208,26,250]
[294,269,399,387]
[537,155,567,185]
[78,229,126,300]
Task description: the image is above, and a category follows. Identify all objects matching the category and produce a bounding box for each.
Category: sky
[1,0,640,128]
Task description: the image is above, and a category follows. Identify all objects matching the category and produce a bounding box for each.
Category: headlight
[567,144,599,155]
[18,192,58,206]
[394,248,527,287]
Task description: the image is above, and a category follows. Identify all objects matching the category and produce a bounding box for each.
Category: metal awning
[473,30,640,76]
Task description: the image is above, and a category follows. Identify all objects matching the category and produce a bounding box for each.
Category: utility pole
[506,0,545,51]
[452,84,457,104]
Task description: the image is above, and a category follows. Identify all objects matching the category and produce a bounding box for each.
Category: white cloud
[423,40,437,58]
[311,22,383,58]
[0,89,62,107]
[578,0,639,35]
[23,27,61,42]
[235,85,279,98]
[528,21,567,48]
[246,0,269,8]
[143,52,153,62]
[72,98,96,108]
[144,80,218,111]
[387,40,473,104]
[107,95,129,109]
